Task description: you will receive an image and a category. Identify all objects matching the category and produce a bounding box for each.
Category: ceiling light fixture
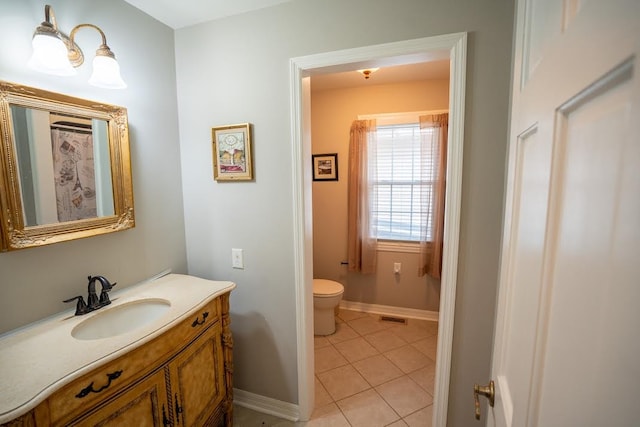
[356,68,380,80]
[28,5,127,89]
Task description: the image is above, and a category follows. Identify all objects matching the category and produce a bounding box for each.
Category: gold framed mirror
[0,81,134,251]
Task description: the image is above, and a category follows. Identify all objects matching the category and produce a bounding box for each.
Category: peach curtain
[347,120,377,274]
[419,113,448,278]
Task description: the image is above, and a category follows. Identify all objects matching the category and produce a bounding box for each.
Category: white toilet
[313,279,344,336]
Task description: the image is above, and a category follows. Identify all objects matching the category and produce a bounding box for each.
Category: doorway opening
[290,33,467,426]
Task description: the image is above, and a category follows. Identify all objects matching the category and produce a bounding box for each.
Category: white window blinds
[373,123,435,241]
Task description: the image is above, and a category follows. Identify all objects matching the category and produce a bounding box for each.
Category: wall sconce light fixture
[28,5,127,89]
[356,68,380,80]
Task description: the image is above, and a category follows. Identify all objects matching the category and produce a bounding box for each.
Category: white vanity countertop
[0,273,235,423]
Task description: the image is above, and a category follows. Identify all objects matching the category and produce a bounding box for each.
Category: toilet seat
[313,279,344,298]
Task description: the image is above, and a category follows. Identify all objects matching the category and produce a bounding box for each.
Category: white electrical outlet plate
[232,248,244,269]
[394,262,401,274]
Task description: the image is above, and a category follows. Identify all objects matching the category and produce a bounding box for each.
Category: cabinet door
[69,369,170,427]
[168,323,226,426]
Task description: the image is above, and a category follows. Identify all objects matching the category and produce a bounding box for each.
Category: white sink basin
[71,298,171,340]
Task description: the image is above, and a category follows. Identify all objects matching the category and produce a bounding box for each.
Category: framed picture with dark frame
[312,153,338,181]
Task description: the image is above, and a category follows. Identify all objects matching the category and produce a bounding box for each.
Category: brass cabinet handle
[474,380,495,420]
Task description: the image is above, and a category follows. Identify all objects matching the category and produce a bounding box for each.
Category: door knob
[474,380,495,420]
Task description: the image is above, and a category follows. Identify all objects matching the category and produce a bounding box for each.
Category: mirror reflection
[10,106,115,226]
[0,81,135,251]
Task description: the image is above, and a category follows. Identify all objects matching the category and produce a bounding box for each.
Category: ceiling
[122,0,450,90]
[310,60,450,91]
[123,0,296,29]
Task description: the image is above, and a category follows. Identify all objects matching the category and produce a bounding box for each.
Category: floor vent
[379,315,408,325]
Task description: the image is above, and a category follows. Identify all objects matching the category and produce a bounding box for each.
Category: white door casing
[489,1,640,426]
[290,33,467,425]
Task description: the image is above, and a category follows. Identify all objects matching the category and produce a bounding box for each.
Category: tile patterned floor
[233,308,438,426]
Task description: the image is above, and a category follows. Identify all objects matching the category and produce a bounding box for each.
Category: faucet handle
[63,295,88,316]
[103,279,116,292]
[99,282,117,306]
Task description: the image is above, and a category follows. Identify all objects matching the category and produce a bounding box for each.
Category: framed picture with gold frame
[212,123,253,181]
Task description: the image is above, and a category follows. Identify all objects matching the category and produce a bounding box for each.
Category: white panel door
[487,1,640,426]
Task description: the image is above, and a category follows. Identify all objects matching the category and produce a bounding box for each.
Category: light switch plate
[232,248,244,269]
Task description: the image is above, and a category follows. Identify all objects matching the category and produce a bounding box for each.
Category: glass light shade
[28,33,76,76]
[88,55,127,89]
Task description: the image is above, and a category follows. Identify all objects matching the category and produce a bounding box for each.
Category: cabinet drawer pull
[75,370,123,398]
[191,311,209,327]
[175,393,183,424]
[162,403,171,426]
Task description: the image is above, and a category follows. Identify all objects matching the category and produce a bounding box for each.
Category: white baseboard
[233,303,438,422]
[233,388,299,421]
[340,300,439,322]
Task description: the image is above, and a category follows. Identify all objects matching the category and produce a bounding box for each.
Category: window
[349,111,447,274]
[357,111,443,244]
[373,122,436,242]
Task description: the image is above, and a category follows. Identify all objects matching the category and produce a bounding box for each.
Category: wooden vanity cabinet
[70,369,169,426]
[72,321,226,427]
[167,322,227,426]
[2,292,234,427]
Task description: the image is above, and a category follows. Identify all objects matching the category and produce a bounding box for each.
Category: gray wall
[0,0,187,333]
[0,0,513,425]
[175,0,514,425]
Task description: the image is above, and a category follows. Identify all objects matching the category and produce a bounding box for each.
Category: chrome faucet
[64,275,117,316]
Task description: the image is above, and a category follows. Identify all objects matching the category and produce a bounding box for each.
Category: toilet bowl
[313,279,344,336]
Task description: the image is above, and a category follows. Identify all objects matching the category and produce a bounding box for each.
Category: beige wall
[311,79,449,312]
